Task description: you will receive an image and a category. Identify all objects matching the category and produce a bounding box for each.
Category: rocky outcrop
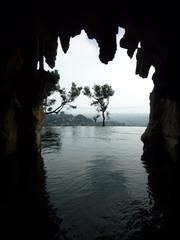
[0,101,18,158]
[142,89,180,162]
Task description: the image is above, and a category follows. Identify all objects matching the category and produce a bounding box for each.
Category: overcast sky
[45,27,154,114]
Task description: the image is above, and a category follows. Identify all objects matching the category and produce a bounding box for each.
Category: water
[41,127,160,239]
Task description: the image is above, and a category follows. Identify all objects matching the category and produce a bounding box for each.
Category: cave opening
[43,27,154,124]
[1,5,179,239]
[40,27,158,240]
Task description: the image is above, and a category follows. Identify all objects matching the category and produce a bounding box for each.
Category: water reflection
[141,152,178,239]
[42,127,153,240]
[41,127,62,152]
[40,126,179,240]
[1,154,61,240]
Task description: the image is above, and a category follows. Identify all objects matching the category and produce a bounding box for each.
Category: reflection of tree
[1,154,61,239]
[141,152,178,239]
[41,127,62,151]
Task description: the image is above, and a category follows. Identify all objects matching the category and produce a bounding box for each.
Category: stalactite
[120,28,139,58]
[59,33,71,53]
[135,48,153,78]
[44,33,58,69]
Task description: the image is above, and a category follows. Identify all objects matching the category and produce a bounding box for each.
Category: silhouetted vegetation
[43,70,82,114]
[83,84,115,126]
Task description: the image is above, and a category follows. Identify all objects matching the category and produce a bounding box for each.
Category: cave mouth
[39,28,156,239]
[1,0,179,163]
[43,27,154,124]
[1,4,179,239]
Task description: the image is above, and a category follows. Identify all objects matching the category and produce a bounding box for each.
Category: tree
[43,70,82,114]
[83,84,115,126]
[43,80,82,114]
[42,69,60,99]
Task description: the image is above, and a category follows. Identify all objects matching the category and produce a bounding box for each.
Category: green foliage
[43,70,60,97]
[83,84,114,126]
[44,81,82,114]
[83,86,92,98]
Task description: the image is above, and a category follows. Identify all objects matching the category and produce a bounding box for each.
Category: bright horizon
[45,27,154,114]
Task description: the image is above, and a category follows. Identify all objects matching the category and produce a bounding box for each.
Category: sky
[45,27,154,114]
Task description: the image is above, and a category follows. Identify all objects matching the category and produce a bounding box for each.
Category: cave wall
[142,89,180,162]
[0,2,180,161]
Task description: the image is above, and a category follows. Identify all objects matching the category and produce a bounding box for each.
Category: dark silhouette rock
[0,2,180,160]
[141,152,178,240]
[0,154,61,240]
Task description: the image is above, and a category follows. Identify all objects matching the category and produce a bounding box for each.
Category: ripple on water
[41,126,168,240]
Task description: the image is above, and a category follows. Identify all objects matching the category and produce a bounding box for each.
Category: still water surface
[41,126,154,239]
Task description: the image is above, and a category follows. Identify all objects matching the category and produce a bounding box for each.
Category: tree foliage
[83,84,114,126]
[43,70,60,95]
[43,77,82,114]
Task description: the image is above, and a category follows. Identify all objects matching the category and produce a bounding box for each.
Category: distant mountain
[43,112,126,126]
[84,113,149,126]
[111,113,149,126]
[44,112,93,126]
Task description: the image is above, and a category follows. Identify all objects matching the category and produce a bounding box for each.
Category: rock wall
[16,104,44,156]
[0,102,18,158]
[0,99,44,158]
[142,89,180,162]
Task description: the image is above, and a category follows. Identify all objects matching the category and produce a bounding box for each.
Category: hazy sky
[45,27,154,114]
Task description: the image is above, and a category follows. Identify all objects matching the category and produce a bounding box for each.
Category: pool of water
[41,126,173,239]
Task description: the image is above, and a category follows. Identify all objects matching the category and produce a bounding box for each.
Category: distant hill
[44,112,93,126]
[84,113,149,126]
[43,112,126,126]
